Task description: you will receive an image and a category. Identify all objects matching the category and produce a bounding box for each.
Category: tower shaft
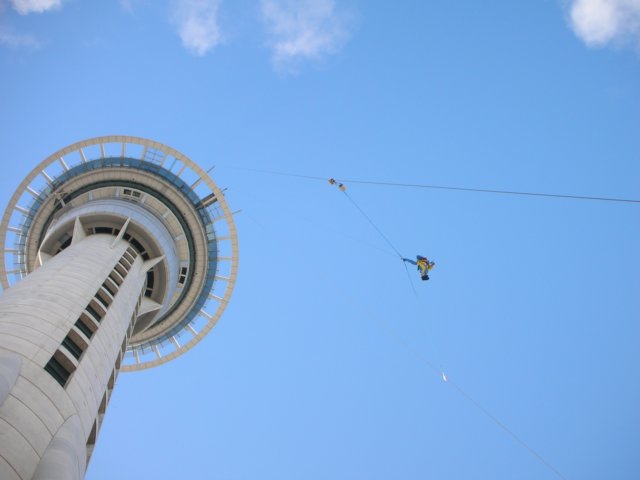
[0,233,145,479]
[0,136,238,478]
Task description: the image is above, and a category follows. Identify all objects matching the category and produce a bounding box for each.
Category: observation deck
[0,136,238,371]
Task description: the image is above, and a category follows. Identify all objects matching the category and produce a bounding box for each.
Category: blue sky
[1,1,639,479]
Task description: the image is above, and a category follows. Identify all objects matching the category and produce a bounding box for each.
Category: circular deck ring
[0,136,239,371]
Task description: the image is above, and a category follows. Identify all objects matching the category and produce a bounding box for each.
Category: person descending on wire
[403,255,435,281]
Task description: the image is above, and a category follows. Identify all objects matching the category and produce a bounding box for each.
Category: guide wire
[359,303,568,480]
[341,190,404,259]
[218,164,638,205]
[334,178,640,205]
[221,166,573,478]
[338,188,422,294]
[445,378,568,480]
[402,258,419,297]
[242,194,567,480]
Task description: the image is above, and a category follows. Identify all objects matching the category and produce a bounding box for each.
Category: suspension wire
[446,379,568,480]
[341,190,404,259]
[335,178,640,205]
[402,259,419,297]
[218,164,407,258]
[250,196,398,258]
[338,185,565,477]
[217,164,639,205]
[361,304,568,480]
[339,189,424,296]
[242,194,567,480]
[226,165,569,477]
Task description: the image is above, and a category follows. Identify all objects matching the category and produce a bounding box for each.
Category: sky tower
[0,136,238,480]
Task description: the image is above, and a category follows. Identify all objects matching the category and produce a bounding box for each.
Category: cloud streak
[171,0,222,56]
[9,0,62,15]
[261,0,350,68]
[569,0,640,48]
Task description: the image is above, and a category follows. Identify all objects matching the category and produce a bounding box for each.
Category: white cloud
[0,26,40,48]
[569,0,640,47]
[171,0,222,56]
[261,0,350,68]
[9,0,62,15]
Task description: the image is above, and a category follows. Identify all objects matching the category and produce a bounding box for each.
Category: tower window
[61,335,83,360]
[44,355,72,387]
[87,420,97,447]
[56,236,72,254]
[85,303,104,323]
[109,271,124,286]
[79,312,99,331]
[102,280,117,297]
[123,236,148,259]
[114,262,128,278]
[145,270,155,297]
[95,289,112,309]
[178,267,188,285]
[75,318,94,339]
[122,188,142,198]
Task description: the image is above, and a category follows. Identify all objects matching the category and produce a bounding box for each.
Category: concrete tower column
[0,136,238,479]
[0,228,149,479]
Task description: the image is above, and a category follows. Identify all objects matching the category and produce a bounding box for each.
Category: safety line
[446,379,568,480]
[339,189,425,298]
[363,305,568,480]
[253,197,398,258]
[242,193,567,480]
[341,190,404,258]
[402,259,418,297]
[217,164,638,205]
[323,184,567,479]
[335,178,640,205]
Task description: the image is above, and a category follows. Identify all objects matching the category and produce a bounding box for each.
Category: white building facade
[0,136,238,479]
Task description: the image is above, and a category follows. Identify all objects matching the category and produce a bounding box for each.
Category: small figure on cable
[329,178,346,191]
[403,255,435,281]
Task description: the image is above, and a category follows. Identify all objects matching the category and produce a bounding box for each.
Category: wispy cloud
[120,0,135,13]
[9,0,62,15]
[0,26,40,48]
[261,0,351,69]
[170,0,222,56]
[119,0,149,14]
[568,0,640,48]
